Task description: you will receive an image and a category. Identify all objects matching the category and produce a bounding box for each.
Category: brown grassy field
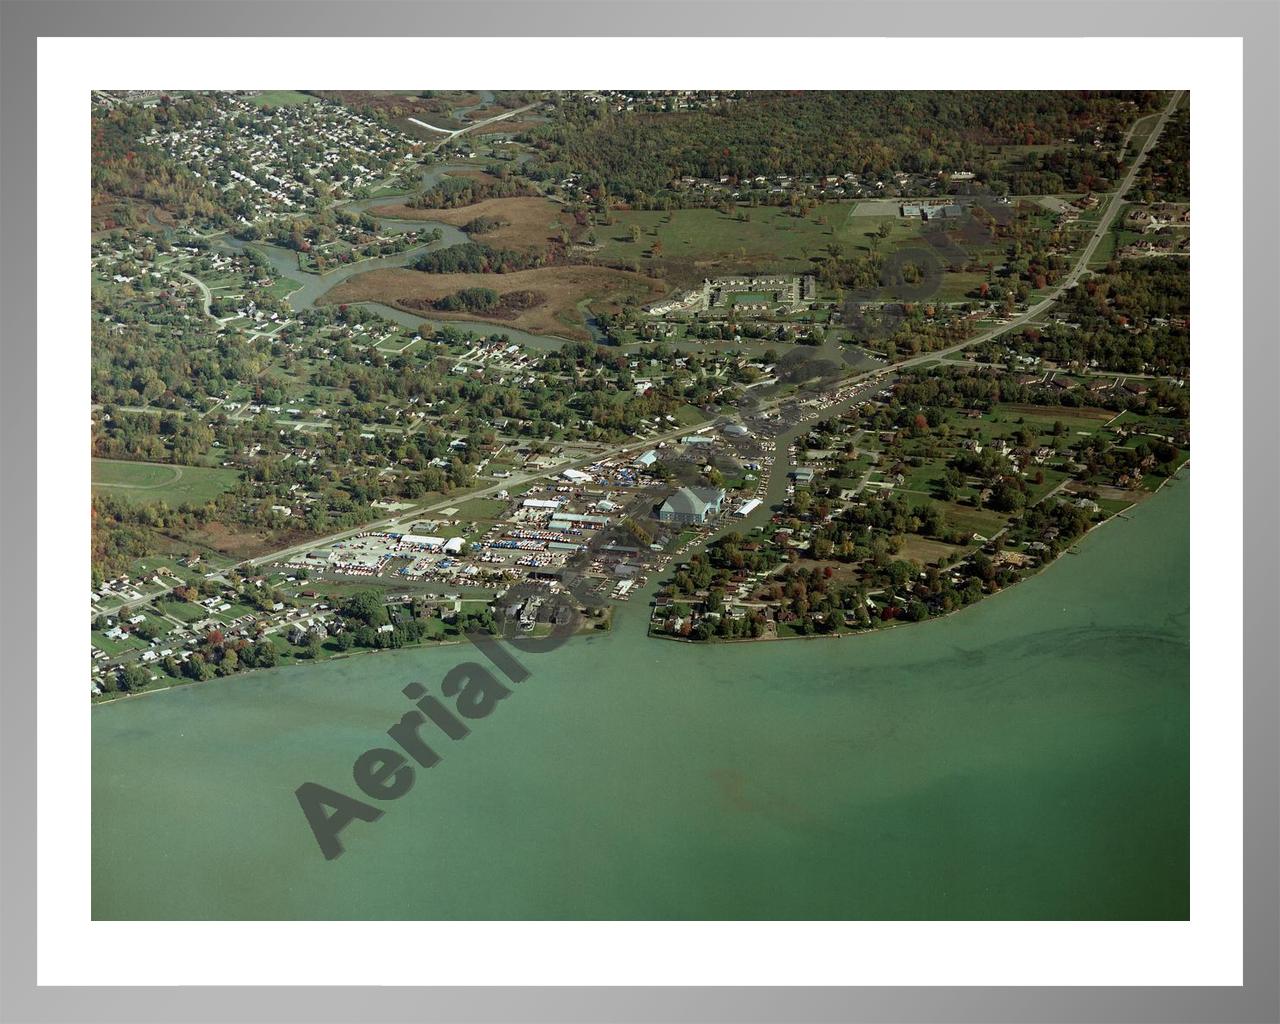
[898,535,967,567]
[471,118,544,136]
[463,104,518,121]
[179,521,314,561]
[319,264,669,342]
[443,167,500,182]
[373,196,575,249]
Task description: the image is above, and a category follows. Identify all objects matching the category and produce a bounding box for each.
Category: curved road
[412,102,540,148]
[177,270,214,317]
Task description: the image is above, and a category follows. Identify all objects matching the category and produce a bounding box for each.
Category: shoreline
[92,467,1186,707]
[91,615,616,709]
[647,464,1189,646]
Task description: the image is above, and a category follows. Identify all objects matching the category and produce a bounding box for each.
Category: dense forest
[522,91,1167,202]
[92,97,231,226]
[412,241,550,273]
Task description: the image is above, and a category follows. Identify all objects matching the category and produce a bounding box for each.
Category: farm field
[92,459,242,506]
[318,264,669,342]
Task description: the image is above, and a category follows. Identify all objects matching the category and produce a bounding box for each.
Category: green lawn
[935,502,1009,538]
[247,91,317,108]
[593,203,1012,294]
[92,459,241,506]
[899,459,949,495]
[267,277,302,300]
[153,597,209,623]
[451,496,513,520]
[1026,467,1070,503]
[1123,113,1163,162]
[943,404,1112,444]
[1088,226,1132,268]
[91,630,146,657]
[673,403,711,426]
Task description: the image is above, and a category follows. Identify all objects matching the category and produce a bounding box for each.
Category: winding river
[211,158,581,351]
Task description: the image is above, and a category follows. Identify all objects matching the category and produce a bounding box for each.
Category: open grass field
[934,501,1009,538]
[899,534,967,567]
[92,459,241,506]
[938,404,1114,445]
[1089,225,1129,268]
[375,333,420,354]
[451,496,513,521]
[153,596,210,624]
[371,196,575,250]
[92,629,147,657]
[591,202,1015,295]
[996,401,1113,420]
[1108,409,1188,436]
[267,276,302,301]
[318,264,669,342]
[899,458,949,494]
[1025,467,1071,503]
[246,91,317,108]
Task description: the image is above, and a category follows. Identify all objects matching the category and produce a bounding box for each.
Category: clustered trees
[522,91,1165,204]
[413,242,548,274]
[986,258,1190,375]
[408,175,537,210]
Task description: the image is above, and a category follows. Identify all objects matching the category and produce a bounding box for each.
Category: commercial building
[657,486,726,525]
[400,534,445,548]
[901,202,966,220]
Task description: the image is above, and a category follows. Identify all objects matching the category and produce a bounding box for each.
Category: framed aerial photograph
[86,80,1196,922]
[4,4,1275,1022]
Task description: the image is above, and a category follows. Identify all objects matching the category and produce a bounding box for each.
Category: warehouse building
[657,486,726,525]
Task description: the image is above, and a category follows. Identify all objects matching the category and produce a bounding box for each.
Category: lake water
[91,476,1189,920]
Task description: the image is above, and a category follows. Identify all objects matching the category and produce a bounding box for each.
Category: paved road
[414,103,540,148]
[864,89,1184,377]
[236,416,719,572]
[177,270,214,317]
[223,91,1184,577]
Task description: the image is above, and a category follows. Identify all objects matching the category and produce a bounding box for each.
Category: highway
[216,92,1183,579]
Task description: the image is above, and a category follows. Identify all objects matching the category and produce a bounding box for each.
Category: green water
[92,478,1189,920]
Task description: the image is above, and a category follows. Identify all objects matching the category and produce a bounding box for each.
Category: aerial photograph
[90,89,1190,921]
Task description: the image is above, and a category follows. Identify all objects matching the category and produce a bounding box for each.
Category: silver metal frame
[1,2,1275,1020]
